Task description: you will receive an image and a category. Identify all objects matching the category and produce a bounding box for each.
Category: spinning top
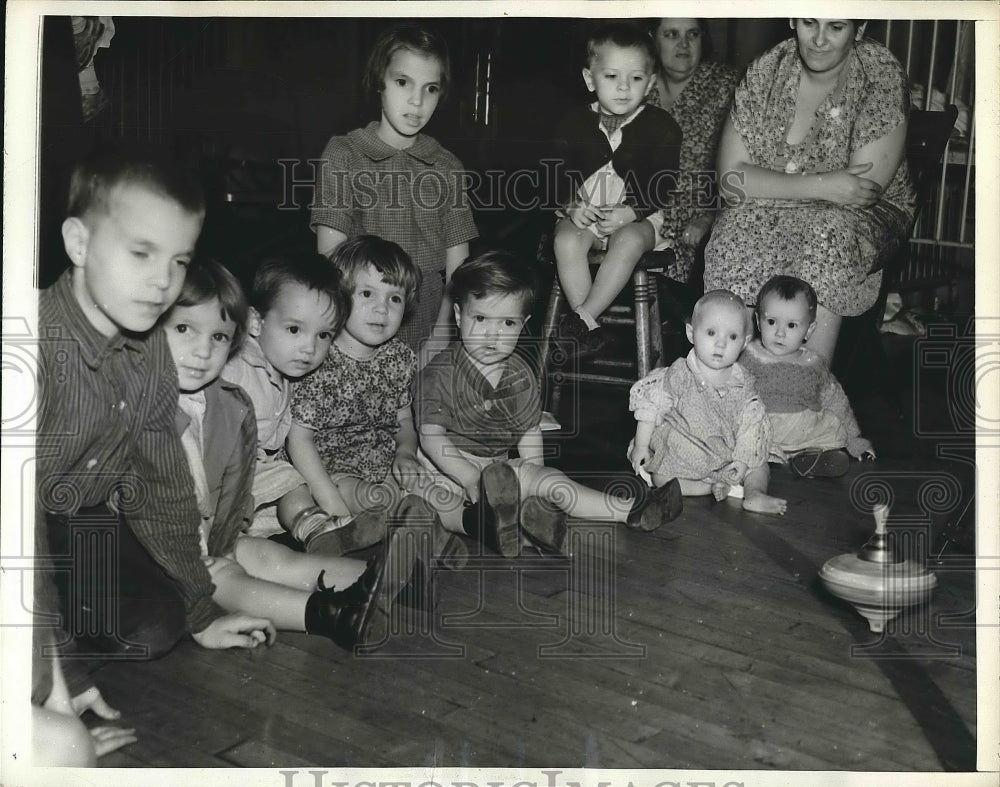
[819,504,938,632]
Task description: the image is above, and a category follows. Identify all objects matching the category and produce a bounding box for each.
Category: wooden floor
[92,328,979,771]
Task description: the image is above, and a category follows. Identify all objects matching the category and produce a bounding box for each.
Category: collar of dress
[351,121,443,165]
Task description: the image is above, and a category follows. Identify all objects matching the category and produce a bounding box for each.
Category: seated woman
[704,18,916,361]
[646,18,738,284]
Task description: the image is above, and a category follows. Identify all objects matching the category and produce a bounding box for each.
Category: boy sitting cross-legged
[416,251,683,557]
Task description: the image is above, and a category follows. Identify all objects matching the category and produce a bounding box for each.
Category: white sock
[574,308,599,331]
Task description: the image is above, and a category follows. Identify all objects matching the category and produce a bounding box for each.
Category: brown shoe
[521,496,567,554]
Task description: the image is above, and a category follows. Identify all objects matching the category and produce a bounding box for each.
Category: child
[162,257,404,647]
[551,22,682,353]
[288,236,469,568]
[741,275,875,477]
[628,289,786,515]
[35,143,273,720]
[417,250,684,557]
[312,23,478,359]
[221,251,385,555]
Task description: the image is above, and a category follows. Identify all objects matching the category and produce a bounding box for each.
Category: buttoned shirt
[37,271,222,633]
[416,341,542,458]
[222,336,292,459]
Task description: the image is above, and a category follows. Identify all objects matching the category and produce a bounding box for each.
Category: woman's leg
[233,536,366,592]
[578,221,655,320]
[553,217,600,310]
[806,303,842,363]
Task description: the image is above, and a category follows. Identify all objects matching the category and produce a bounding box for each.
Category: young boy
[551,21,682,354]
[221,251,386,555]
[35,144,274,719]
[416,251,683,557]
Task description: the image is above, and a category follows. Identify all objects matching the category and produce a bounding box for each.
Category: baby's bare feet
[710,482,730,502]
[743,492,787,516]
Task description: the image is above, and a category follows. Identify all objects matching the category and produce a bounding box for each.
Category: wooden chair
[833,105,960,408]
[536,242,685,418]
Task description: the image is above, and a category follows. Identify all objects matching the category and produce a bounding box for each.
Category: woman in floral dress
[704,19,916,361]
[647,18,738,284]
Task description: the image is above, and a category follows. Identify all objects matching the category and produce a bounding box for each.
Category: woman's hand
[820,162,882,207]
[680,214,714,247]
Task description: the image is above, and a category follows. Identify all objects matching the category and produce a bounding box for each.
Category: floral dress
[291,340,416,483]
[647,61,738,283]
[704,39,917,316]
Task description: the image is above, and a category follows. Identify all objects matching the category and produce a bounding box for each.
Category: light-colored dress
[629,351,770,483]
[704,39,917,316]
[647,61,738,283]
[739,340,873,460]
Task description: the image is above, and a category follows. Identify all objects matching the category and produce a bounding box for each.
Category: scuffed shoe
[626,477,683,531]
[305,507,388,555]
[521,496,567,554]
[476,462,521,557]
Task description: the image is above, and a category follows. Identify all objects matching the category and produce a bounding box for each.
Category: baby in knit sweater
[741,275,874,478]
[629,289,785,515]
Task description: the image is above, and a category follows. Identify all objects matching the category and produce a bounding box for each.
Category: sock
[574,308,599,331]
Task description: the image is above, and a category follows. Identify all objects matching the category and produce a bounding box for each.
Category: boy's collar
[239,335,284,386]
[354,121,442,165]
[51,270,136,369]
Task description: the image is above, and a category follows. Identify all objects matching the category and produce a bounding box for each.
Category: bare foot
[710,482,730,502]
[743,491,787,515]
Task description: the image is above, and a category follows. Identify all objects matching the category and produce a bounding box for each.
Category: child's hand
[721,461,748,486]
[392,453,426,492]
[566,202,605,229]
[627,439,651,477]
[595,204,637,235]
[89,724,139,758]
[193,613,277,650]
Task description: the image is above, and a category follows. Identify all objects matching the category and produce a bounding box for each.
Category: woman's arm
[717,115,882,207]
[285,422,350,516]
[849,120,907,190]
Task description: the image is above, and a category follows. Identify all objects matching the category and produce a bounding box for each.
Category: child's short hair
[67,141,205,219]
[169,257,248,357]
[251,250,348,335]
[448,251,537,315]
[363,23,451,101]
[586,21,657,70]
[756,275,818,322]
[692,288,749,331]
[330,235,421,314]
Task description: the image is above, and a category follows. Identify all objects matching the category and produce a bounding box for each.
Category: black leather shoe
[304,557,384,650]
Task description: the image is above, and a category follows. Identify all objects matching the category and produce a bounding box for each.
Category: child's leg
[654,473,713,497]
[577,221,655,321]
[553,217,601,310]
[233,536,365,591]
[517,462,682,531]
[742,465,787,516]
[278,482,351,521]
[209,556,317,631]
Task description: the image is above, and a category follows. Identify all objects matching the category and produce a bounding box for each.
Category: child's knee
[607,222,654,258]
[33,707,96,767]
